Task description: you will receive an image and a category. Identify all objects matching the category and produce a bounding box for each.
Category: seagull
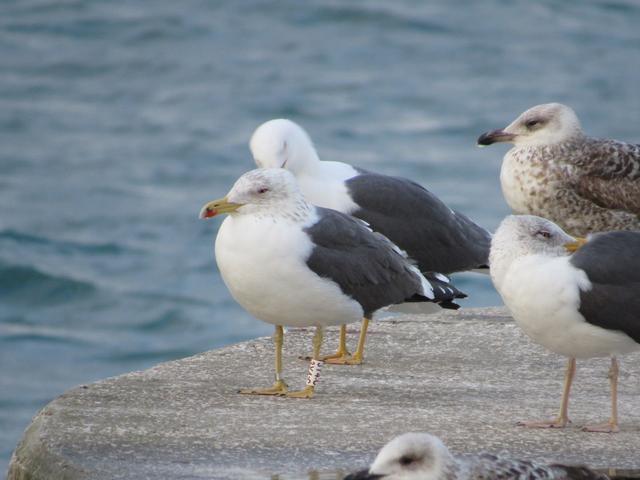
[250,119,490,364]
[478,102,640,236]
[490,214,640,431]
[343,432,608,480]
[200,168,465,398]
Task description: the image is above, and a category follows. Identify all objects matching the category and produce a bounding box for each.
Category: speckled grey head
[489,215,577,287]
[478,103,583,147]
[492,215,576,257]
[199,168,309,219]
[250,119,320,173]
[228,168,305,209]
[347,432,455,480]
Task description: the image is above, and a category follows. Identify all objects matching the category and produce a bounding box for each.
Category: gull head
[489,215,579,287]
[250,119,320,174]
[477,103,583,147]
[199,168,305,219]
[493,215,577,256]
[344,433,454,480]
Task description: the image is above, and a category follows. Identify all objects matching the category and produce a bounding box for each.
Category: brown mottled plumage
[568,138,640,216]
[343,433,609,480]
[478,103,640,236]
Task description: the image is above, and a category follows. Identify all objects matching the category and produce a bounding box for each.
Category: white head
[345,433,455,480]
[199,168,308,219]
[478,103,583,147]
[250,119,320,174]
[489,215,579,287]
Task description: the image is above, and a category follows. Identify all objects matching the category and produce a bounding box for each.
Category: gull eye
[525,119,541,129]
[257,187,269,194]
[399,455,416,466]
[536,230,551,239]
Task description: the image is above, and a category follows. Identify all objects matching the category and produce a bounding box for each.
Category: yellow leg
[326,318,369,365]
[518,357,575,428]
[583,356,620,433]
[299,325,350,361]
[239,325,288,396]
[286,326,323,399]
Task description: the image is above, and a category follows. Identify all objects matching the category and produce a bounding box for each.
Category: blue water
[1,0,639,475]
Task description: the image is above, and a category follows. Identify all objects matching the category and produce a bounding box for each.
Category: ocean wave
[300,4,451,34]
[131,308,190,333]
[0,323,93,347]
[0,261,98,306]
[131,291,211,308]
[0,229,131,255]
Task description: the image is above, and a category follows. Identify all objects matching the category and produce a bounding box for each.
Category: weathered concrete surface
[8,307,640,480]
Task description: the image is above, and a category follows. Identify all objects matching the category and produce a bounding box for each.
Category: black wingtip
[343,470,383,480]
[552,465,610,480]
[439,300,461,310]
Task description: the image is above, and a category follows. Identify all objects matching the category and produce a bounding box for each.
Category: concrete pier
[8,307,640,479]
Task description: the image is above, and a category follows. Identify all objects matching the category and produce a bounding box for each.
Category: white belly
[214,215,363,328]
[498,255,638,358]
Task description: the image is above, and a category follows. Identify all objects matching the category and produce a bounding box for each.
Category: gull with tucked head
[250,119,489,365]
[200,168,465,398]
[343,432,608,480]
[345,433,455,480]
[490,214,640,431]
[478,103,640,236]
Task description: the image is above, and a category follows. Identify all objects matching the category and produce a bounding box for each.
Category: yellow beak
[564,237,588,253]
[199,196,243,219]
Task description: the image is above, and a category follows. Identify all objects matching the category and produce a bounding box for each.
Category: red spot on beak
[203,207,217,218]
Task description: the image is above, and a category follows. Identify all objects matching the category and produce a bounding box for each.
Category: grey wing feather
[569,231,640,343]
[569,140,640,215]
[346,170,492,274]
[469,454,608,480]
[304,208,466,317]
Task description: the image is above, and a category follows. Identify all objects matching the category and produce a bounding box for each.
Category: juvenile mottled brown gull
[478,103,640,236]
[199,168,465,398]
[490,215,640,432]
[343,432,608,480]
[250,119,489,364]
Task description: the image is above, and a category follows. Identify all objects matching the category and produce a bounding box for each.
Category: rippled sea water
[1,0,639,475]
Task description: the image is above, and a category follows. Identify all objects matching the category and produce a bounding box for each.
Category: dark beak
[477,129,516,146]
[343,470,384,480]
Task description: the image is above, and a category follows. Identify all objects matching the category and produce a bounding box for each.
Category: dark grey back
[304,208,465,318]
[570,231,640,343]
[346,170,491,274]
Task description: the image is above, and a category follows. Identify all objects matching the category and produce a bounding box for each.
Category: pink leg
[582,357,620,433]
[518,357,575,429]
